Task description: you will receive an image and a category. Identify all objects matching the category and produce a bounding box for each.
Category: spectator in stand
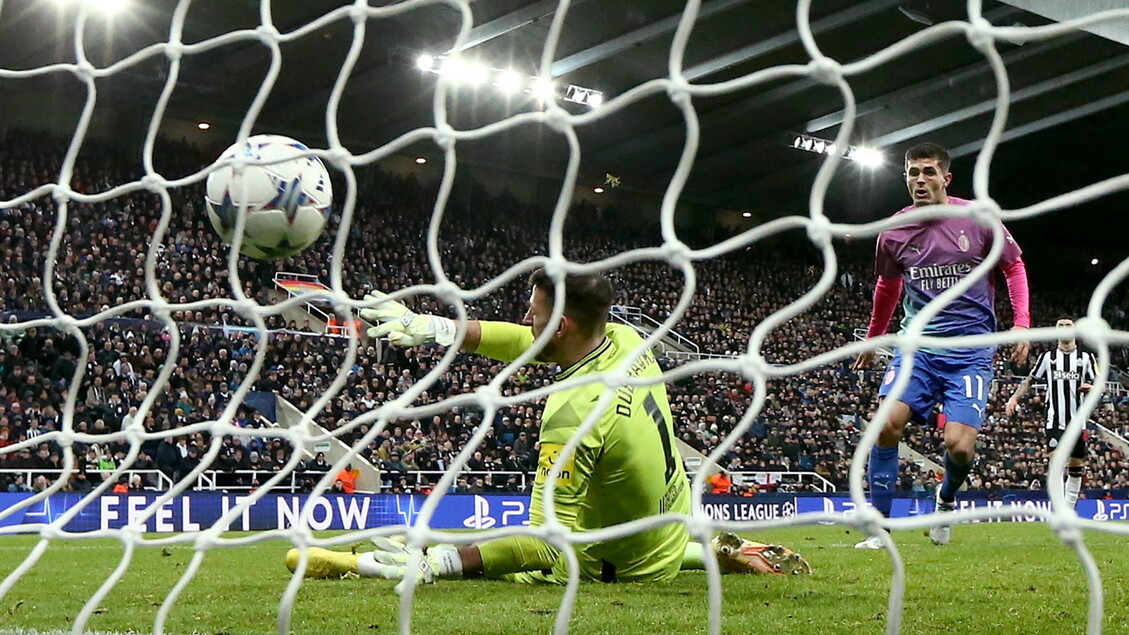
[335,464,357,494]
[0,128,1126,496]
[709,471,733,495]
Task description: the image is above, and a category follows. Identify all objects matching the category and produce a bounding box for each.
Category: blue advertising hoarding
[0,492,532,533]
[1,493,1124,534]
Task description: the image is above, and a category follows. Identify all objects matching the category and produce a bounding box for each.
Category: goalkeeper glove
[360,291,457,347]
[364,536,463,592]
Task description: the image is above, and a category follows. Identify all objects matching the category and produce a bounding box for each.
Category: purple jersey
[875,196,1022,340]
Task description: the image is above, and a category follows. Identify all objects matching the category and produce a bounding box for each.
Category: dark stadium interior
[1,1,1129,498]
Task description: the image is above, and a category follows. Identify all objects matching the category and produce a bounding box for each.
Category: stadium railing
[0,468,174,491]
[397,470,530,493]
[194,470,333,493]
[853,327,894,360]
[688,470,837,493]
[272,271,338,332]
[666,350,740,361]
[610,304,700,356]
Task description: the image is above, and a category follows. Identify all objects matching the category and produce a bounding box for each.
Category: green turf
[1,523,1127,634]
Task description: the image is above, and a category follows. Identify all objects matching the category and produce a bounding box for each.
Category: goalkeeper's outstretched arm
[360,290,482,351]
[361,291,556,363]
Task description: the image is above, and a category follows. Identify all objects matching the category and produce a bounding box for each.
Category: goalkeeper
[286,269,810,583]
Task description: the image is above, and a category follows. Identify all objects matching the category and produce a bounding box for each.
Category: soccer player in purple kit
[852,142,1031,548]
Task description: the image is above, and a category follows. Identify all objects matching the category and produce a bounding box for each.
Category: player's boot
[711,532,812,575]
[929,489,955,546]
[853,534,884,550]
[285,547,361,579]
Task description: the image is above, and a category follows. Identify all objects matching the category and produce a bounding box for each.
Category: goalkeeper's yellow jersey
[475,321,691,583]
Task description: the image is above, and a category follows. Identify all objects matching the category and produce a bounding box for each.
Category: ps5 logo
[462,496,529,528]
[1093,500,1108,522]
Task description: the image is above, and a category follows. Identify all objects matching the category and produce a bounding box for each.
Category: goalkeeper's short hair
[529,268,613,337]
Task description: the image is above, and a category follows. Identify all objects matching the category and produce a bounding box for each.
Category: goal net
[2,1,1129,634]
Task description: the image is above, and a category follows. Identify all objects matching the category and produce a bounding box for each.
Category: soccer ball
[204,134,333,260]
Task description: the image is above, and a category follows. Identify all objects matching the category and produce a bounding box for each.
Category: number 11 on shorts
[962,374,985,400]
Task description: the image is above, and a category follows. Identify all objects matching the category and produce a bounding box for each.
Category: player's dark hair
[528,268,612,336]
[904,142,951,172]
[1056,316,1075,324]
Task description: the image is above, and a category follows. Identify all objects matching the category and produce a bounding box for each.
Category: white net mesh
[2,1,1129,634]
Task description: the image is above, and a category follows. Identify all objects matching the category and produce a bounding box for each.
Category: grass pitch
[1,523,1127,634]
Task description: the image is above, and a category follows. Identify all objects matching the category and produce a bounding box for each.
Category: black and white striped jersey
[1029,348,1097,430]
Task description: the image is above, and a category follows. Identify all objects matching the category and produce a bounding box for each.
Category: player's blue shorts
[878,348,994,429]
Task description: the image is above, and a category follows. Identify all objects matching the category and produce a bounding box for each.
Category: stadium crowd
[1,128,1128,498]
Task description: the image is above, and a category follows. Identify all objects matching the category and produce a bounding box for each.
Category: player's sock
[1065,466,1084,508]
[868,445,899,517]
[939,451,972,503]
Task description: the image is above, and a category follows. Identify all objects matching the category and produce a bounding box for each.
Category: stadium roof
[1,0,1127,251]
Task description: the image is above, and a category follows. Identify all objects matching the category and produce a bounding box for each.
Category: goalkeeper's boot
[285,547,361,579]
[853,534,885,550]
[929,489,955,546]
[711,532,812,575]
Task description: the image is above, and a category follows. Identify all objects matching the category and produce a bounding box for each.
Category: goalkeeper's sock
[680,541,706,570]
[938,451,972,503]
[358,545,465,579]
[868,445,899,517]
[1065,466,1084,508]
[357,551,389,578]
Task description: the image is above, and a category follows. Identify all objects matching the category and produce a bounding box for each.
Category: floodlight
[440,56,466,78]
[415,157,427,165]
[852,147,884,168]
[1092,258,1100,266]
[593,187,605,194]
[741,211,752,218]
[97,0,129,14]
[587,92,604,108]
[197,122,210,130]
[416,54,435,72]
[465,64,490,86]
[494,70,522,94]
[532,77,556,101]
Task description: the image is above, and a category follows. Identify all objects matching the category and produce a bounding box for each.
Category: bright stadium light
[593,187,605,194]
[494,70,522,94]
[741,211,752,218]
[97,0,129,14]
[410,51,603,108]
[439,56,466,78]
[852,147,885,168]
[465,63,490,86]
[788,133,885,168]
[197,122,210,130]
[532,77,556,101]
[415,157,427,165]
[1091,258,1100,266]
